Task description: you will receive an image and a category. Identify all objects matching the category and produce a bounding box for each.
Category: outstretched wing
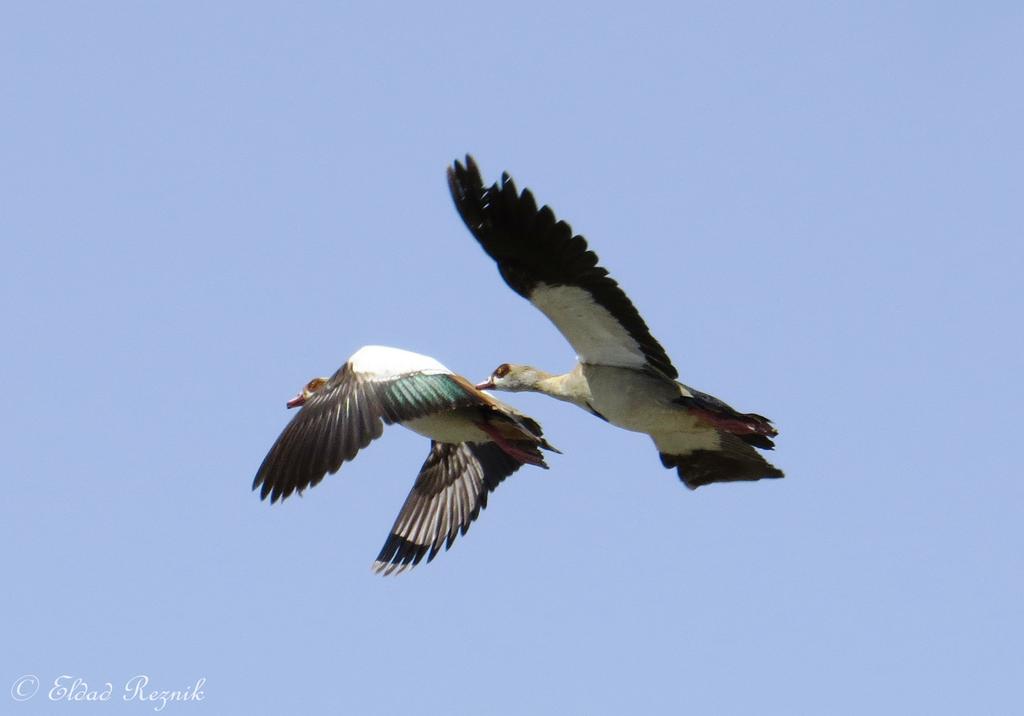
[253,364,479,503]
[652,430,784,490]
[448,155,677,379]
[372,441,528,575]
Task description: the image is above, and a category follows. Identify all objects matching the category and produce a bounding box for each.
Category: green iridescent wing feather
[253,366,481,503]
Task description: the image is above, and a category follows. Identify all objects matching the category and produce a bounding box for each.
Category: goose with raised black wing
[253,345,558,575]
[447,156,782,489]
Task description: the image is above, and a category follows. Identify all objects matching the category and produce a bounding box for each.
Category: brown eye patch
[494,364,511,378]
[306,377,327,393]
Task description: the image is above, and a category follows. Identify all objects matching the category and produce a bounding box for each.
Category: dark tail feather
[675,392,779,440]
[739,433,776,450]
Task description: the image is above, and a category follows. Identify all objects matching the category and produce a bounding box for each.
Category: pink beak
[475,379,495,391]
[286,392,307,409]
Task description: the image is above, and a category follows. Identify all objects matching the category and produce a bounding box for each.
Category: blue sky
[3,3,1021,714]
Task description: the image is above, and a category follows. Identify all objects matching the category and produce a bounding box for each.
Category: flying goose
[447,156,783,489]
[253,345,557,574]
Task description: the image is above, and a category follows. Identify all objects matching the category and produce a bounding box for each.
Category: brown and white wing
[448,372,559,452]
[448,155,677,379]
[253,364,479,503]
[372,441,525,575]
[652,430,784,490]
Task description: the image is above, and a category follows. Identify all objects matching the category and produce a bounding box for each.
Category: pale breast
[582,365,698,434]
[402,410,489,444]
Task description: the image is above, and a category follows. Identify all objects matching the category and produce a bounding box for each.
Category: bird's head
[286,376,329,409]
[475,363,545,392]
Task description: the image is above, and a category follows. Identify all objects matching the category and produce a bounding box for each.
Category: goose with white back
[253,345,558,574]
[447,156,783,489]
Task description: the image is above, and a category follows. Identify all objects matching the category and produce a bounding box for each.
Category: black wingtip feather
[660,449,785,490]
[373,533,430,576]
[447,155,680,380]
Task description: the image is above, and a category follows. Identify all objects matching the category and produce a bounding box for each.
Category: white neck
[513,366,593,409]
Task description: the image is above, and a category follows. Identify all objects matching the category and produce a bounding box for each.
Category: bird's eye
[494,364,511,378]
[306,378,326,393]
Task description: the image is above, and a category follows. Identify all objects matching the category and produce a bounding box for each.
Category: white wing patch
[349,345,452,380]
[530,284,649,369]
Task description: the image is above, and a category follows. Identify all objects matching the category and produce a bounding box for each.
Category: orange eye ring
[304,377,327,394]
